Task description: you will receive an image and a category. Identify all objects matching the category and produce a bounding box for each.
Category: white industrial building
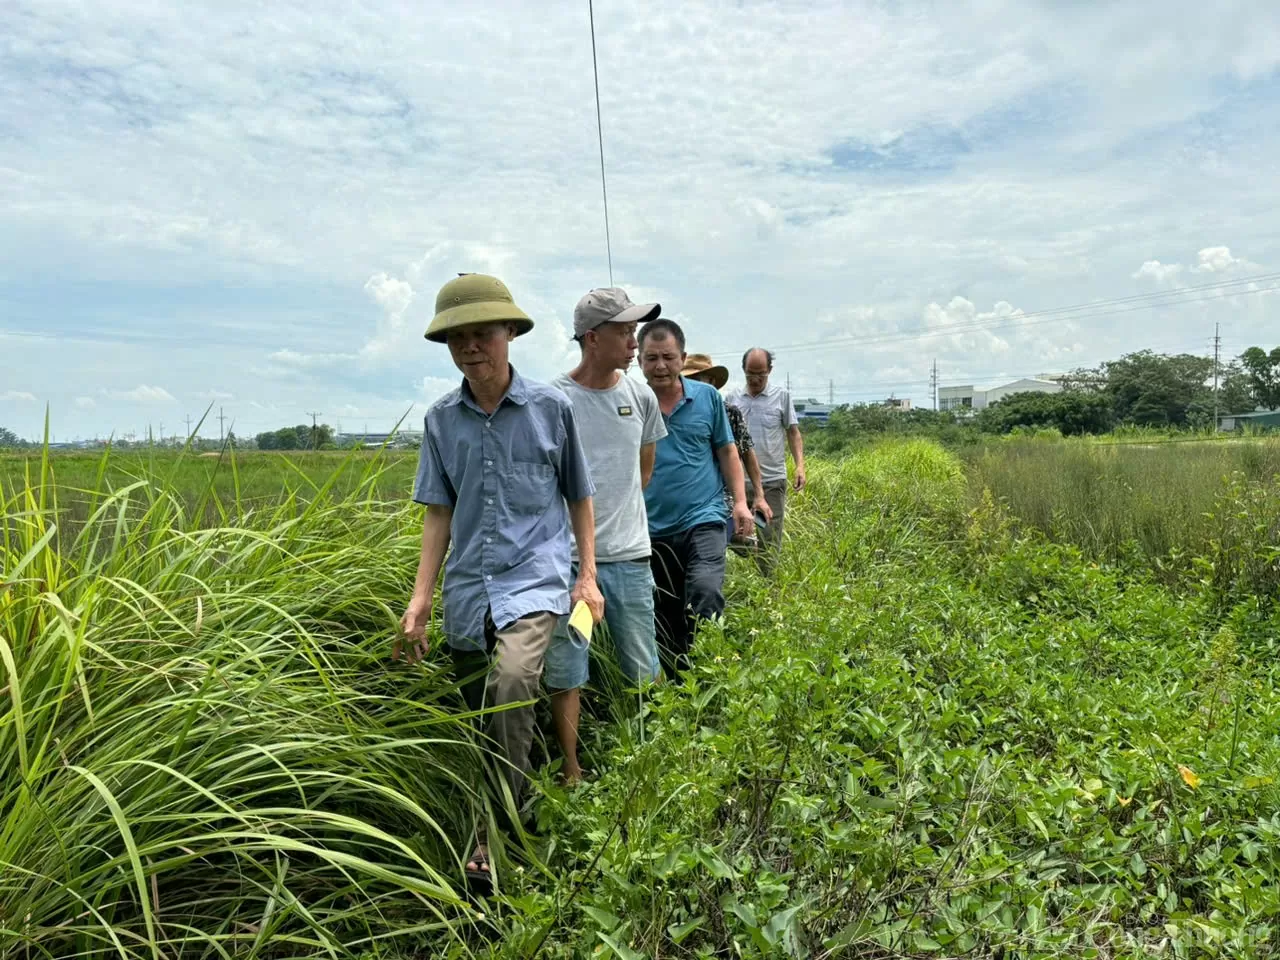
[938,377,1062,413]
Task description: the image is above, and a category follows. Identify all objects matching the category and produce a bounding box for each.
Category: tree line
[3,347,1276,450]
[808,345,1279,449]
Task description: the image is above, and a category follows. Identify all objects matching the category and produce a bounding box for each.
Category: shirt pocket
[506,460,558,516]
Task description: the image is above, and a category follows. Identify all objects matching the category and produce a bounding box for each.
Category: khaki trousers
[451,610,558,806]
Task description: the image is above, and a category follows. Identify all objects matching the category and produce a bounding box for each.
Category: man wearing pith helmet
[543,287,667,785]
[395,272,604,892]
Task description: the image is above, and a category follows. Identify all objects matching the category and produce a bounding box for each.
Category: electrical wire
[588,0,613,285]
[708,271,1280,358]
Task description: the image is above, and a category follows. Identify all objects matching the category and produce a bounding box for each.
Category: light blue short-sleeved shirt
[412,367,595,650]
[644,377,734,538]
[724,382,798,484]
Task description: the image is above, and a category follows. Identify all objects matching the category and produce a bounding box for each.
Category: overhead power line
[587,0,613,284]
[711,271,1280,359]
[779,331,1247,399]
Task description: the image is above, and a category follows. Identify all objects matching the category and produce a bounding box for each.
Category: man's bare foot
[558,763,584,787]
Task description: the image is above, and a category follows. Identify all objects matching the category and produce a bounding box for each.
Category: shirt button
[486,574,493,581]
[487,498,494,505]
[486,536,493,543]
[485,459,493,467]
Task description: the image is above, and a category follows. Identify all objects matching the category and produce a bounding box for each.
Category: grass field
[964,436,1280,595]
[0,447,419,534]
[3,440,1280,957]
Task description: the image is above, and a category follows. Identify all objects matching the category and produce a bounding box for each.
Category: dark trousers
[649,522,727,677]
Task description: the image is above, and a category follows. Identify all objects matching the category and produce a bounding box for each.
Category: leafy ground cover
[512,442,1280,958]
[3,441,1279,957]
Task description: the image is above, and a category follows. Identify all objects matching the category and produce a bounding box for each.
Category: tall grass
[0,449,419,535]
[0,446,492,958]
[963,436,1280,573]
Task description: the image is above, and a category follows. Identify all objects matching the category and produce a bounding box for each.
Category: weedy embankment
[515,440,1280,959]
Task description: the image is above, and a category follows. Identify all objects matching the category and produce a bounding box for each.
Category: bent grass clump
[1,446,488,958]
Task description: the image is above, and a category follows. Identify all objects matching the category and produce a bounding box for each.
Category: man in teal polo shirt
[639,317,752,676]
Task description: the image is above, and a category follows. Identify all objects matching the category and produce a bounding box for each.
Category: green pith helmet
[425,273,534,343]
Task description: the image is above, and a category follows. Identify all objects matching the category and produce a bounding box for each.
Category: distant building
[793,399,833,424]
[1217,410,1280,433]
[939,377,1062,413]
[336,431,423,449]
[883,396,912,412]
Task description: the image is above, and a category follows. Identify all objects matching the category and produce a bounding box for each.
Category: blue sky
[1,0,1278,440]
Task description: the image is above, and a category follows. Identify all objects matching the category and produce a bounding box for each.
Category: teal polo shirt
[644,377,734,538]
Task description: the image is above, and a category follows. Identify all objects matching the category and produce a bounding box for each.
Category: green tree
[1100,351,1213,426]
[0,426,24,448]
[976,390,1115,436]
[252,424,334,451]
[1240,346,1280,410]
[1218,361,1255,415]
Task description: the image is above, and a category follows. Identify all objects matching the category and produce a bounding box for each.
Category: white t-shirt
[724,382,798,484]
[552,373,667,562]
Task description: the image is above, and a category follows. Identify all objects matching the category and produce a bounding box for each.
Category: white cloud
[2,0,1280,437]
[106,385,176,403]
[359,271,417,361]
[1,390,37,402]
[74,396,96,409]
[1133,260,1183,284]
[1191,246,1257,274]
[421,376,457,405]
[268,349,352,369]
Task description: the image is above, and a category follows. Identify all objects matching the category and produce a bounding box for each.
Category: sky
[1,0,1279,441]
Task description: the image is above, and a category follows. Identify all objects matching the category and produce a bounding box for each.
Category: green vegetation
[974,390,1115,436]
[965,436,1280,590]
[4,439,1280,957]
[1240,347,1280,411]
[255,422,337,450]
[805,345,1280,458]
[0,448,418,533]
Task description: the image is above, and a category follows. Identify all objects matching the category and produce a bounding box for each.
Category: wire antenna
[588,0,614,284]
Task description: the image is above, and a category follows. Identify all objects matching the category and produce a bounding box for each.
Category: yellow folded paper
[568,601,594,644]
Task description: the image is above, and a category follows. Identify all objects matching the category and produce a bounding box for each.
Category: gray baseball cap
[573,287,660,338]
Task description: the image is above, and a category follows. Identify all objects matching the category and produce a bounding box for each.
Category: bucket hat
[425,273,534,344]
[682,354,729,389]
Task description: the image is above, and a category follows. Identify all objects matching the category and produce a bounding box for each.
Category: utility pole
[786,372,791,394]
[1212,322,1222,431]
[217,407,228,445]
[184,414,194,440]
[306,411,323,450]
[828,379,834,405]
[158,421,164,446]
[930,358,939,411]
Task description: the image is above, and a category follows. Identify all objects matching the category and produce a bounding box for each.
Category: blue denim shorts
[544,558,661,689]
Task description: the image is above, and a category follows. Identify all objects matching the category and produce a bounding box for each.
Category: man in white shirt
[724,347,806,575]
[544,287,667,783]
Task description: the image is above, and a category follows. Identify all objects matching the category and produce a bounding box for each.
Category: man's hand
[752,495,774,523]
[394,595,432,664]
[793,464,807,492]
[733,500,754,538]
[572,572,605,624]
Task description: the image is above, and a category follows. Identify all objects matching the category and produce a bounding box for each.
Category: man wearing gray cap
[544,287,667,784]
